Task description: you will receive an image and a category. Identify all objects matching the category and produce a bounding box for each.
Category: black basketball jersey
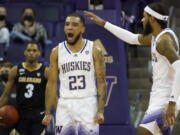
[15,63,47,110]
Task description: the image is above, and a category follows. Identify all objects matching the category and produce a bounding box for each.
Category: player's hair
[66,12,85,26]
[147,2,169,29]
[25,41,41,51]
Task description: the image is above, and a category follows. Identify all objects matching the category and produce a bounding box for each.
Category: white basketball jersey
[148,28,179,112]
[58,39,97,98]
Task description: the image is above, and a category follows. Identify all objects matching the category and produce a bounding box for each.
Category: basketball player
[85,2,180,135]
[0,41,49,135]
[42,13,106,135]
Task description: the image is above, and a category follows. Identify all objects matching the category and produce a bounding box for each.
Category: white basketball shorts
[55,96,99,135]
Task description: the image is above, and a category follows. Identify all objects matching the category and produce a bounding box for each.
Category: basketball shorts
[56,96,99,135]
[16,108,45,135]
[139,109,178,135]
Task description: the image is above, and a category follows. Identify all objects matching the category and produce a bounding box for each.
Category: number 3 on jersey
[69,75,86,90]
[24,84,34,98]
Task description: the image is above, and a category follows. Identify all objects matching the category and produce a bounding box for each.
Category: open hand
[84,11,106,27]
[164,102,176,127]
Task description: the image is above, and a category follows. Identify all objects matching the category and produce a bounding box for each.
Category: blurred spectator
[88,0,103,10]
[0,57,5,68]
[0,5,13,31]
[0,61,14,102]
[11,7,51,57]
[161,0,180,8]
[0,6,11,57]
[0,61,17,135]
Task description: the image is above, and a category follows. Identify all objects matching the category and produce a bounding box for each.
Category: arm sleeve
[104,22,141,45]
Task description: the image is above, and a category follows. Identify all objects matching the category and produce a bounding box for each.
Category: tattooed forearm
[94,44,107,113]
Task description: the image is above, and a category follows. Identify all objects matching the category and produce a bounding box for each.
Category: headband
[144,6,169,21]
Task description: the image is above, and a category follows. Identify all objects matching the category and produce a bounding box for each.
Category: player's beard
[65,33,81,46]
[142,21,152,36]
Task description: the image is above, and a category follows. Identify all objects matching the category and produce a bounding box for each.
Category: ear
[81,26,85,34]
[150,16,156,23]
[38,51,41,57]
[24,50,26,56]
[36,49,41,58]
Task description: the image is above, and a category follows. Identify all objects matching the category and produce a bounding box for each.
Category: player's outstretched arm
[156,34,180,127]
[84,11,151,45]
[84,11,106,27]
[0,66,17,107]
[42,47,58,126]
[93,41,107,124]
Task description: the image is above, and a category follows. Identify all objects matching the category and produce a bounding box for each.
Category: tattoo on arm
[157,34,179,64]
[45,47,58,114]
[93,44,107,113]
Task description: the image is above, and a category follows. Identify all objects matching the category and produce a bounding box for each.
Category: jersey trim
[80,39,88,53]
[64,41,71,54]
[155,28,179,53]
[22,62,43,72]
[63,39,88,54]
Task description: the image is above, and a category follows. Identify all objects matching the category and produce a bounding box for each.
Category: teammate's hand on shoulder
[95,112,104,124]
[42,114,52,126]
[164,102,176,127]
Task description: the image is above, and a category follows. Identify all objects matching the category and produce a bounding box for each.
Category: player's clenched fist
[95,112,104,124]
[42,114,52,126]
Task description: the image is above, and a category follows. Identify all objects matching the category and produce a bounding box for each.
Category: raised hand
[84,11,106,27]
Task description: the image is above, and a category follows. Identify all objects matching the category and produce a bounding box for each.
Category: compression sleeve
[104,22,141,45]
